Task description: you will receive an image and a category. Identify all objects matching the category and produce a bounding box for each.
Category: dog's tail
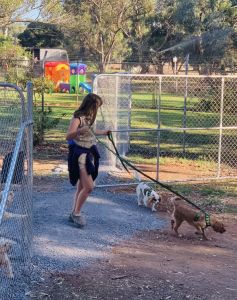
[170,196,181,205]
[133,170,142,182]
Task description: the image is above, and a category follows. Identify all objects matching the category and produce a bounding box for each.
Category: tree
[18,22,65,48]
[125,0,182,72]
[64,0,155,72]
[0,0,70,36]
[148,0,237,73]
[174,0,237,72]
[0,34,29,60]
[0,34,32,87]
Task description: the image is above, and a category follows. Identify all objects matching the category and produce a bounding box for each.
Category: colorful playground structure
[44,61,92,93]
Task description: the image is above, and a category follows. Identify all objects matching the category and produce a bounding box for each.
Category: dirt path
[28,165,237,300]
[29,213,237,300]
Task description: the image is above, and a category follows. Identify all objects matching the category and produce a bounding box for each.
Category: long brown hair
[74,93,103,125]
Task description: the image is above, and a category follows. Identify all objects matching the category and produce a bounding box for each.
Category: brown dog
[156,191,174,213]
[0,191,14,208]
[171,197,226,240]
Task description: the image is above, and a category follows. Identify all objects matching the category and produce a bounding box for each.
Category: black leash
[99,132,210,218]
[107,132,130,173]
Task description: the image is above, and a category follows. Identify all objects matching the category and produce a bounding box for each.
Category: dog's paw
[195,231,202,235]
[200,237,209,241]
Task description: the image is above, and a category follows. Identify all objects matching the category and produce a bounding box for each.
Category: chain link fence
[94,74,237,184]
[0,59,33,88]
[0,83,33,299]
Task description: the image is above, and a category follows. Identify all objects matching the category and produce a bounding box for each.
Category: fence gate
[0,83,33,299]
[94,74,237,185]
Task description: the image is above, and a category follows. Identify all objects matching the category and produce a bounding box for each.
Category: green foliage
[0,0,67,30]
[194,78,237,113]
[4,66,32,89]
[32,77,55,99]
[33,105,66,146]
[0,34,29,60]
[133,0,237,73]
[0,34,32,88]
[0,0,25,27]
[64,0,155,71]
[32,78,64,146]
[18,22,65,48]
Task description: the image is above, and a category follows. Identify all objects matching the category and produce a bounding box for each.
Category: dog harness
[205,213,211,227]
[143,187,152,197]
[194,212,211,227]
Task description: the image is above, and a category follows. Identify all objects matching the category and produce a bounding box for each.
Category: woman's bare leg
[74,168,94,215]
[72,180,82,212]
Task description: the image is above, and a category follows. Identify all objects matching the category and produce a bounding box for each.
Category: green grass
[34,92,83,106]
[169,180,237,214]
[33,91,237,176]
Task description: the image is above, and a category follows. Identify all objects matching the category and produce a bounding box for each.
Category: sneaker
[68,213,74,223]
[69,213,86,228]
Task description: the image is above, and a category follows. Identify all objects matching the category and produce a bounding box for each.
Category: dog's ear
[151,191,159,200]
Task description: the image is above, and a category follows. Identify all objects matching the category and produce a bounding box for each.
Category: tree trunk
[98,62,106,73]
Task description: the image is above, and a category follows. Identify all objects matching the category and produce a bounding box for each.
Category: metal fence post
[26,81,33,187]
[182,54,189,156]
[114,75,119,167]
[217,77,225,178]
[127,77,132,152]
[156,76,162,181]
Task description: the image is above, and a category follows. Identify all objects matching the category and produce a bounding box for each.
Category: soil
[30,216,237,300]
[30,160,237,300]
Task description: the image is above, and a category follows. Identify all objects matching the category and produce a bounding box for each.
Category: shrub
[32,77,54,99]
[33,105,64,146]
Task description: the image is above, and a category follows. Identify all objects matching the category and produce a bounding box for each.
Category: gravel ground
[30,166,167,284]
[22,167,237,300]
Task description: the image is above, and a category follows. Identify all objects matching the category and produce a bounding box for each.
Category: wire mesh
[0,83,33,299]
[94,74,237,184]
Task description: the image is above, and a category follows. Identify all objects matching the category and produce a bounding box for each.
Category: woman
[66,93,110,228]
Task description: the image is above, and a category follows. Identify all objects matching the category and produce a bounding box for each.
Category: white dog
[136,182,160,212]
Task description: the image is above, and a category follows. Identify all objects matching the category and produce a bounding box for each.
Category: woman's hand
[103,129,111,135]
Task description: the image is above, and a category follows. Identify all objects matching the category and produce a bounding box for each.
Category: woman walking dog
[66,93,110,228]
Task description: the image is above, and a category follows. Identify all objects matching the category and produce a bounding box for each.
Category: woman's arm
[94,129,111,135]
[66,118,80,140]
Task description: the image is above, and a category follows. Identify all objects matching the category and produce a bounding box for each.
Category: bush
[32,77,54,99]
[33,105,65,146]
